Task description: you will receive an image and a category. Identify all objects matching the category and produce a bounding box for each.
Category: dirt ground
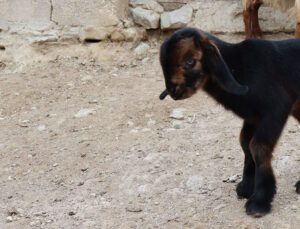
[0,32,299,229]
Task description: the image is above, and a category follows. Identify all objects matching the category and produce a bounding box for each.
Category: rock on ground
[130,7,160,29]
[161,5,193,29]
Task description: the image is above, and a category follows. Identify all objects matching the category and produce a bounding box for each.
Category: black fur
[160,28,300,217]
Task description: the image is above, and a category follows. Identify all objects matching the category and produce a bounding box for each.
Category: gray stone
[0,20,9,32]
[6,216,13,223]
[0,0,51,24]
[134,42,150,56]
[28,34,59,44]
[111,30,126,42]
[126,204,143,213]
[185,175,204,191]
[122,28,137,41]
[172,120,183,129]
[161,5,193,29]
[170,108,186,120]
[194,1,245,33]
[52,0,120,27]
[60,26,80,41]
[37,124,46,131]
[131,7,160,29]
[157,0,188,11]
[130,0,164,13]
[79,26,110,42]
[122,27,147,41]
[223,174,241,183]
[74,108,96,118]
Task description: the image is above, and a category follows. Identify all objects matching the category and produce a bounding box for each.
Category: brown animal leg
[292,101,300,194]
[243,7,253,39]
[243,0,263,39]
[236,122,256,199]
[251,0,263,38]
[295,23,300,39]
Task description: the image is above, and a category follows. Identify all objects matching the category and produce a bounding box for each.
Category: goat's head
[159,28,248,100]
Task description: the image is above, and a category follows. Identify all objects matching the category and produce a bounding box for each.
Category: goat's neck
[202,35,242,103]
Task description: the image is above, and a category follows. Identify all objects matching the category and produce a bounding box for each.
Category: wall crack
[49,0,58,24]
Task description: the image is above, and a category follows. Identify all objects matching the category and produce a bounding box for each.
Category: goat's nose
[159,89,168,100]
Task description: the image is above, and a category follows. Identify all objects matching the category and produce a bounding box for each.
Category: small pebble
[90,193,97,198]
[127,121,134,127]
[30,220,41,226]
[126,205,143,213]
[147,118,156,126]
[223,174,241,183]
[74,108,96,118]
[6,216,13,223]
[18,120,30,127]
[68,211,76,216]
[78,181,85,186]
[172,120,183,129]
[170,108,185,120]
[291,205,297,211]
[37,124,46,131]
[89,100,98,104]
[7,207,20,216]
[81,75,93,81]
[130,129,139,133]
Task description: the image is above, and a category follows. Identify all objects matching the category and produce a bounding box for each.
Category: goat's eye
[184,57,195,69]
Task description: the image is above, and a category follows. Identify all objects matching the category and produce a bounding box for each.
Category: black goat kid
[159,28,300,217]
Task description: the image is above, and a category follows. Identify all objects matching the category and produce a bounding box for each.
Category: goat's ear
[203,41,248,96]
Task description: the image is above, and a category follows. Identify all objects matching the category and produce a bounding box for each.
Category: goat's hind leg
[292,101,300,194]
[295,0,300,38]
[236,122,256,199]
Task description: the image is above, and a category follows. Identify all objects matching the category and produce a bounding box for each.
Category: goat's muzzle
[159,89,168,100]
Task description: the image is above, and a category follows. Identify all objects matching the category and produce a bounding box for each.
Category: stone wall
[0,0,296,43]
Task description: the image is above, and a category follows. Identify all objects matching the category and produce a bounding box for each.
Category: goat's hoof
[296,180,300,194]
[245,198,271,217]
[236,180,254,199]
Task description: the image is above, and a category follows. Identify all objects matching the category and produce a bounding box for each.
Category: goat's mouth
[159,89,169,100]
[162,87,195,101]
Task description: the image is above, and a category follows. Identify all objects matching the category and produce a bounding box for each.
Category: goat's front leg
[295,23,300,38]
[243,0,263,39]
[295,1,300,38]
[250,0,263,38]
[245,113,289,217]
[236,122,256,199]
[243,5,253,39]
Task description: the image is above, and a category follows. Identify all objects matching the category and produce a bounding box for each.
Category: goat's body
[205,37,300,121]
[160,28,300,216]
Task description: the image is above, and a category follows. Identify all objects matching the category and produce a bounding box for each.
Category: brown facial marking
[169,37,204,86]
